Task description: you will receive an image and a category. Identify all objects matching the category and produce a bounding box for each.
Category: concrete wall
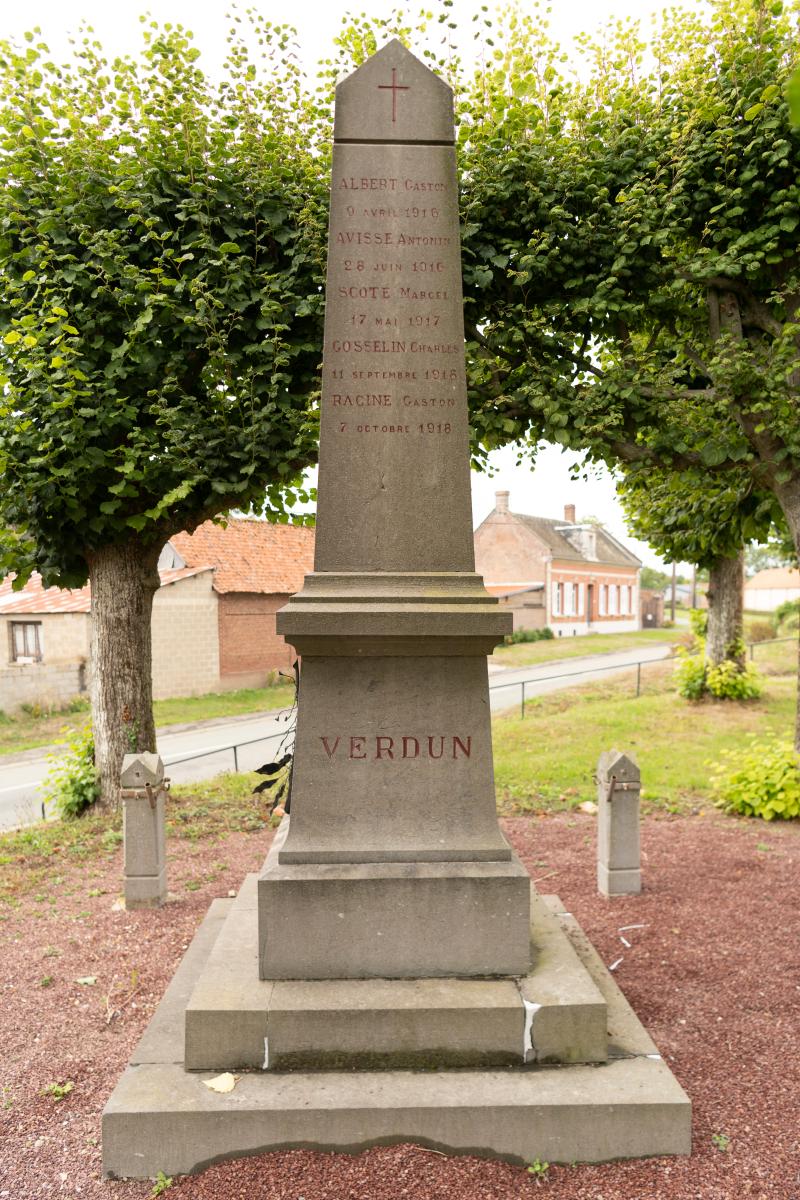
[744,587,800,612]
[151,573,221,701]
[0,612,90,713]
[498,593,547,632]
[218,592,296,687]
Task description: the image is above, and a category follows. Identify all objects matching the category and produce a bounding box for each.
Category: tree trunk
[771,476,800,751]
[705,551,744,668]
[87,539,161,805]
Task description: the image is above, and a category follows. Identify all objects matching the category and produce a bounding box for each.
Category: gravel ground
[1,811,798,1200]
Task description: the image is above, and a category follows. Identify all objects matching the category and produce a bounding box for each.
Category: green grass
[0,773,268,906]
[492,627,681,668]
[493,659,797,815]
[0,684,296,758]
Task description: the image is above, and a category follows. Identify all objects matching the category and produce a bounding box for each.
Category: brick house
[474,493,642,636]
[0,519,314,713]
[165,519,314,689]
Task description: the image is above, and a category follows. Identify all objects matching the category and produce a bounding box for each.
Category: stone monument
[103,43,690,1177]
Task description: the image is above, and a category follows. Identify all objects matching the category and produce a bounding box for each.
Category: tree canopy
[0,19,325,589]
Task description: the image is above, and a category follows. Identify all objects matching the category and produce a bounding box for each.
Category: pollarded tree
[459,0,800,745]
[0,21,327,801]
[619,467,780,666]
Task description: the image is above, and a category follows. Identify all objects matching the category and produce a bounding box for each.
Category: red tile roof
[0,566,212,615]
[170,519,315,595]
[746,567,800,590]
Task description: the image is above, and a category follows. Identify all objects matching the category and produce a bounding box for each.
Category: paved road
[488,641,674,713]
[0,707,297,832]
[0,641,674,831]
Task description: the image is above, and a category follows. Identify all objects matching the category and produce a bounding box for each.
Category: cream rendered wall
[151,572,221,700]
[0,612,90,712]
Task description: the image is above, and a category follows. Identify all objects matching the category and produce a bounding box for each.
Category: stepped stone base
[185,876,606,1071]
[102,890,691,1178]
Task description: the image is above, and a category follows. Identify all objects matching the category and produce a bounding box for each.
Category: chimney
[564,503,576,523]
[495,491,510,514]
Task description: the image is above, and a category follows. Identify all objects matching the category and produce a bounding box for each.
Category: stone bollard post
[120,752,169,910]
[596,750,641,896]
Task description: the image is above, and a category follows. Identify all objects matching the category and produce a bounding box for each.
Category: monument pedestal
[260,821,531,980]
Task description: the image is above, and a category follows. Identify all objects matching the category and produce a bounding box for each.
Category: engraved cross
[377,67,410,124]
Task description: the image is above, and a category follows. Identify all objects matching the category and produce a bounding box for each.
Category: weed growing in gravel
[39,975,54,988]
[149,1171,174,1196]
[712,1132,731,1152]
[526,1157,550,1181]
[42,1081,73,1102]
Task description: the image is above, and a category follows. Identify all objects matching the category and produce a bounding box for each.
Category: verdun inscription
[258,40,532,979]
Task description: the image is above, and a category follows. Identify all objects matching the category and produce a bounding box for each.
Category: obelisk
[258,41,531,979]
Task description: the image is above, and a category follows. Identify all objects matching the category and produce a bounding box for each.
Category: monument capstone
[102,42,690,1177]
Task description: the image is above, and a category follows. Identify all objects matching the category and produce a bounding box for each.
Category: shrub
[674,649,708,699]
[747,619,776,643]
[706,659,761,700]
[711,737,800,820]
[675,639,761,701]
[504,627,554,645]
[43,725,99,819]
[689,608,708,639]
[774,598,800,633]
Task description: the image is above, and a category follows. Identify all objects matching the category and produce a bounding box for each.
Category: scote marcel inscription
[258,40,531,979]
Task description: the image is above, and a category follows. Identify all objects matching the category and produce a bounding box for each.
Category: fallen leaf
[203,1072,238,1094]
[75,976,97,986]
[578,801,598,814]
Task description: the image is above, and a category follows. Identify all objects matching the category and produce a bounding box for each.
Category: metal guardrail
[160,636,798,768]
[488,654,664,717]
[748,635,796,659]
[165,728,289,771]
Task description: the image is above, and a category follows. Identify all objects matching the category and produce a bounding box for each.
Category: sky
[2,0,694,570]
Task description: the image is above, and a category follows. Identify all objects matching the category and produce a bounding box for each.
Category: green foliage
[526,1157,550,1179]
[42,1081,74,1102]
[711,1131,731,1152]
[0,18,327,589]
[639,566,670,591]
[746,529,797,575]
[674,649,710,700]
[460,0,800,617]
[149,1172,174,1198]
[675,635,761,701]
[775,598,800,630]
[503,626,554,645]
[706,657,762,700]
[689,609,709,639]
[43,725,99,819]
[711,736,800,820]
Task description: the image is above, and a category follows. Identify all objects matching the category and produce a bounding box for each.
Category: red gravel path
[1,812,798,1200]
